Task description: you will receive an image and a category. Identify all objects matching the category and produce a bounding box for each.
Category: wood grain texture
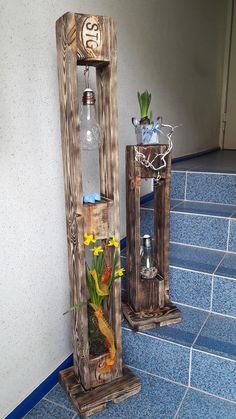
[135,144,169,179]
[56,12,90,389]
[59,366,141,417]
[154,150,172,302]
[125,144,181,330]
[56,12,129,398]
[96,18,122,379]
[126,146,141,312]
[122,300,181,332]
[83,198,114,240]
[76,14,110,64]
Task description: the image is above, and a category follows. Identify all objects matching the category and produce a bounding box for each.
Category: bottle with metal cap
[80,88,103,150]
[80,88,103,198]
[140,234,158,279]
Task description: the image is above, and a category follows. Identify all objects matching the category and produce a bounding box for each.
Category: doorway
[223,0,236,149]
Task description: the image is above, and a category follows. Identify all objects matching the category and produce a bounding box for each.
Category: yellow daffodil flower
[108,236,119,248]
[84,234,96,246]
[116,267,125,277]
[91,246,104,256]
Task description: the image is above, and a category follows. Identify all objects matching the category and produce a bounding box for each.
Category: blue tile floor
[24,305,236,417]
[25,152,236,418]
[25,370,236,418]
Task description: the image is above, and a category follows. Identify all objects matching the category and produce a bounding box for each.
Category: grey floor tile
[172,150,236,174]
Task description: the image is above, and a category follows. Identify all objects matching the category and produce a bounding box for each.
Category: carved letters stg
[82,17,101,50]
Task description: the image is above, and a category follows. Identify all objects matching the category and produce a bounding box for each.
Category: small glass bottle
[141,235,153,268]
[140,235,158,279]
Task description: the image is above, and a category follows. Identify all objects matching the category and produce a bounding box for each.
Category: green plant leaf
[137,90,152,119]
[63,301,86,315]
[96,251,104,284]
[137,92,142,113]
[149,110,153,124]
[86,266,97,302]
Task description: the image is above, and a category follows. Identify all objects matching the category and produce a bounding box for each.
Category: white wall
[0,0,227,416]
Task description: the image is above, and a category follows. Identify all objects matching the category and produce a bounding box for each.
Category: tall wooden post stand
[122,145,181,331]
[56,12,140,417]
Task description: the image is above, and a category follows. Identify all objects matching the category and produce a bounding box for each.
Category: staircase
[24,161,236,418]
[121,167,236,413]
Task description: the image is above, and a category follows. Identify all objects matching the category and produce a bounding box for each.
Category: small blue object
[83,193,101,203]
[94,193,101,201]
[83,194,95,203]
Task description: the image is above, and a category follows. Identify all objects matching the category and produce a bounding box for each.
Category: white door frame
[219,0,234,149]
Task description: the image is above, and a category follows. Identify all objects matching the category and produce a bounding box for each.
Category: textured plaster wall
[0,0,227,416]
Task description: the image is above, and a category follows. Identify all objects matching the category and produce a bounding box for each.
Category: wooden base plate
[59,366,141,418]
[122,301,181,331]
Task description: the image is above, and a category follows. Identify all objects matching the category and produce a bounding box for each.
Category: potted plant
[132,90,162,145]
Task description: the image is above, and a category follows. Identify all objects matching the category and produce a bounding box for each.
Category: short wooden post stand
[123,145,181,331]
[56,12,140,417]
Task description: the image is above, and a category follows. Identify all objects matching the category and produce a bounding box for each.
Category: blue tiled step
[25,308,236,416]
[122,307,236,402]
[141,201,236,252]
[121,243,236,316]
[171,170,236,205]
[170,244,236,317]
[191,316,236,402]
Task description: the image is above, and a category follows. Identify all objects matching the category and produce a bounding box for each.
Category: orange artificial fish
[90,303,116,373]
[101,265,111,286]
